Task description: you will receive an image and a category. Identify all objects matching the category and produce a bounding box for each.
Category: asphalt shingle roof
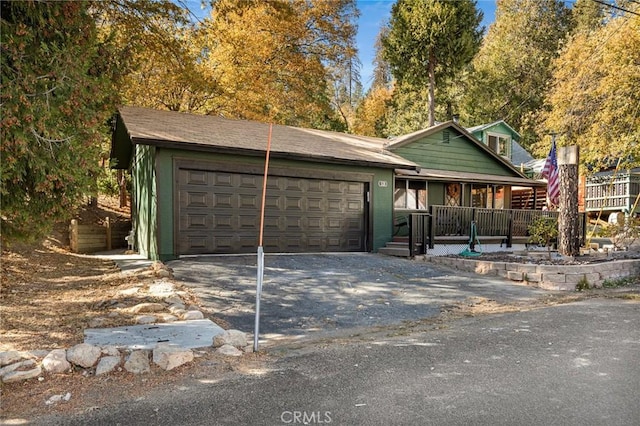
[117,106,417,169]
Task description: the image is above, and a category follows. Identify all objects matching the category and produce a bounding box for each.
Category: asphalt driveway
[168,253,549,342]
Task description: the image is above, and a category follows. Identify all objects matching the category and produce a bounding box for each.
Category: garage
[176,166,368,255]
[111,106,416,260]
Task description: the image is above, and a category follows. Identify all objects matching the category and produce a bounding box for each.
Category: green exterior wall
[132,145,158,259]
[428,182,445,206]
[147,148,395,260]
[471,122,518,145]
[391,128,515,177]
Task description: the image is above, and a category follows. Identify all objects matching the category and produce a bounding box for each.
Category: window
[445,183,461,206]
[471,185,488,208]
[487,133,510,157]
[472,184,506,209]
[394,185,407,209]
[443,130,450,144]
[494,185,505,209]
[394,179,427,209]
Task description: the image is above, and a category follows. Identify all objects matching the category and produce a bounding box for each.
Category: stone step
[385,241,410,248]
[378,246,410,257]
[392,236,410,243]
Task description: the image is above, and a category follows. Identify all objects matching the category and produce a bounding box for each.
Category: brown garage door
[176,168,367,254]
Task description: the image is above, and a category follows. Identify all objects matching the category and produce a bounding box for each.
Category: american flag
[541,140,560,206]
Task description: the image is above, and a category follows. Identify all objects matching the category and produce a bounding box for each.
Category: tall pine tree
[381,0,483,128]
[1,1,117,242]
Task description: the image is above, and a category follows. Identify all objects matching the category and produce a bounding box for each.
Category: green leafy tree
[352,30,393,137]
[1,0,189,243]
[370,28,393,91]
[198,0,359,129]
[1,1,118,242]
[118,25,221,113]
[570,0,606,34]
[381,0,483,127]
[328,56,364,133]
[353,85,393,137]
[537,7,640,170]
[462,0,571,149]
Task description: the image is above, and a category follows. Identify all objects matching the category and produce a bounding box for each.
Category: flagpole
[254,123,273,352]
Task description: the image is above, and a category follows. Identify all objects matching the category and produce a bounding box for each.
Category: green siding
[428,182,445,206]
[471,122,519,144]
[152,149,395,260]
[392,128,515,177]
[155,150,174,261]
[463,184,471,207]
[132,145,159,259]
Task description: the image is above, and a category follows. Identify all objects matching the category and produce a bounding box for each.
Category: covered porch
[381,206,587,257]
[379,168,573,257]
[380,205,587,257]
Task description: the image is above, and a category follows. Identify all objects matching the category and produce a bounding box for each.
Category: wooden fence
[512,187,546,210]
[69,218,131,253]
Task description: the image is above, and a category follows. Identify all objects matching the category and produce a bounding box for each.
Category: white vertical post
[254,246,264,351]
[254,123,273,352]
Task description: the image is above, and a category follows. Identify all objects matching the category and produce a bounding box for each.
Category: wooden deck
[385,206,586,257]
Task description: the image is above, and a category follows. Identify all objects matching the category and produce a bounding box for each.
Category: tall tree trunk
[558,146,580,256]
[428,48,436,127]
[118,170,128,208]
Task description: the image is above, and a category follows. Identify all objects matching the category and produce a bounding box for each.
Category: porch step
[378,245,410,258]
[378,241,411,257]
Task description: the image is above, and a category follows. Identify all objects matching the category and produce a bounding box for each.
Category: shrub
[528,216,559,260]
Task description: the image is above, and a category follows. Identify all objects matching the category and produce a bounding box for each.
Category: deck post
[408,213,415,257]
[507,210,513,248]
[422,214,429,254]
[428,206,435,249]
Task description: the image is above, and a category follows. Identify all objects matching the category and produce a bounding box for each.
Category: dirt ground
[2,196,161,352]
[1,197,638,421]
[0,197,245,420]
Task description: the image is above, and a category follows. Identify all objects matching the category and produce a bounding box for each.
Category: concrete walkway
[86,250,223,350]
[84,320,224,350]
[93,249,154,272]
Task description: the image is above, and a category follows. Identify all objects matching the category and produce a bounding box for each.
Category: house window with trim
[394,179,427,210]
[494,185,505,209]
[487,133,510,158]
[471,185,489,208]
[445,183,461,206]
[471,184,506,209]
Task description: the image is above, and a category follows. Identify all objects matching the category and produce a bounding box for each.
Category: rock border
[423,255,640,291]
[1,261,251,389]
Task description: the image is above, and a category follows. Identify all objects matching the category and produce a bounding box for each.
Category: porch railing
[398,206,586,257]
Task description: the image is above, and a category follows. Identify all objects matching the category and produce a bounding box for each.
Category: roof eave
[131,137,417,170]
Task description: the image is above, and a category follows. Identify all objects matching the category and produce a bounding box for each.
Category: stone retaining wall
[423,255,640,291]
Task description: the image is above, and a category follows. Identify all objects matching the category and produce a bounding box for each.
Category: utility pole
[558,145,580,256]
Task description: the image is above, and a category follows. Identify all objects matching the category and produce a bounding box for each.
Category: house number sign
[377,180,388,187]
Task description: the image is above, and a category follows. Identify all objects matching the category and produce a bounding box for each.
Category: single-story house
[111,106,418,260]
[111,107,546,260]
